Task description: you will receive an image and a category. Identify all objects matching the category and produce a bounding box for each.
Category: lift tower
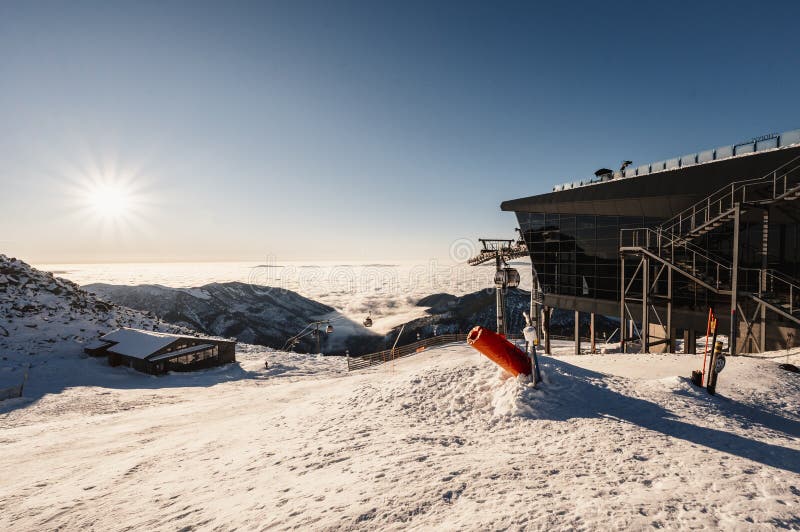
[468,238,527,335]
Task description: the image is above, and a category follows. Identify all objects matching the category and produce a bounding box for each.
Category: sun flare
[62,152,156,235]
[87,182,132,219]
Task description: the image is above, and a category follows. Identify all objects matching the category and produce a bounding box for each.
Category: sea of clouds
[35,241,533,332]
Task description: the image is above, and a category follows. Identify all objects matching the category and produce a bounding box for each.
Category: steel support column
[760,209,769,352]
[620,254,626,353]
[531,267,542,347]
[543,306,551,354]
[642,256,649,354]
[495,255,506,336]
[730,204,740,355]
[666,266,673,352]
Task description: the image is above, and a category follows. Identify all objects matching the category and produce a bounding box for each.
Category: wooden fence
[346,333,526,371]
[345,332,595,371]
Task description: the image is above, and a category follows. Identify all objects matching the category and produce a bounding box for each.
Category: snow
[181,287,212,300]
[83,339,111,350]
[100,328,183,358]
[2,339,799,530]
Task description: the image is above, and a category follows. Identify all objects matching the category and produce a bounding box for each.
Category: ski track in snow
[1,342,800,531]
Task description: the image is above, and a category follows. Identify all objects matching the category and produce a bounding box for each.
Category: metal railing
[750,268,800,315]
[553,129,800,193]
[620,227,734,292]
[771,275,799,316]
[618,157,800,327]
[621,228,800,319]
[661,156,800,236]
[347,334,466,371]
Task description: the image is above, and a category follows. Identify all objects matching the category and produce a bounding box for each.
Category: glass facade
[517,213,660,301]
[164,346,220,371]
[517,211,800,308]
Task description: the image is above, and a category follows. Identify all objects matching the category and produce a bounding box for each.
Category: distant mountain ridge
[85,282,618,357]
[393,288,618,343]
[85,282,338,353]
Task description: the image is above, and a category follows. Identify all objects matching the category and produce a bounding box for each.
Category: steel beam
[730,203,740,355]
[642,256,649,353]
[620,254,626,353]
[667,266,673,352]
[495,255,505,335]
[761,209,769,352]
[543,306,551,354]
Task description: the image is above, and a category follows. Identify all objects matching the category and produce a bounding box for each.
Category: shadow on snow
[0,353,268,415]
[531,357,800,474]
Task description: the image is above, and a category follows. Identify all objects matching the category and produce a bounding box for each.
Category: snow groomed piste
[3,256,800,529]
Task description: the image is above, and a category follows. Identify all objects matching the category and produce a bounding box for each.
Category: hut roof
[101,328,186,359]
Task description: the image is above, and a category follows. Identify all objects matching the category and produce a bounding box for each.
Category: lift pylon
[467,237,527,336]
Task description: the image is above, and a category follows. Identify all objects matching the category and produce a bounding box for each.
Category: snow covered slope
[0,255,191,389]
[2,339,798,530]
[0,255,190,353]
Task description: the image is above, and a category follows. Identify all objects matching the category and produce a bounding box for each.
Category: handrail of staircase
[621,232,800,319]
[660,230,734,268]
[661,155,800,236]
[622,228,799,304]
[753,269,799,316]
[620,227,734,274]
[764,268,800,295]
[620,227,740,292]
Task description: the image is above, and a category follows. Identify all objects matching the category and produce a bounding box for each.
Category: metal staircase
[661,155,800,240]
[619,156,800,354]
[620,228,733,293]
[750,270,800,323]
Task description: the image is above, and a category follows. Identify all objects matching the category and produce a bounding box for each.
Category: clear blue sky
[1,0,799,263]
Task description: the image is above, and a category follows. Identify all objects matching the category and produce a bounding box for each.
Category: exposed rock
[0,254,190,360]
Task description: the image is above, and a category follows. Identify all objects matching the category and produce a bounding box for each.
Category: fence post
[347,333,474,371]
[21,364,29,397]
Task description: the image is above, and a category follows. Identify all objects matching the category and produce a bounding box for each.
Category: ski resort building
[84,328,237,375]
[502,129,800,355]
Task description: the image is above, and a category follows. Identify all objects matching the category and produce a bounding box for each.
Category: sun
[58,150,156,235]
[87,182,132,219]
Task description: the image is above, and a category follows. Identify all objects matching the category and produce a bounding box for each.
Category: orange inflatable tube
[467,326,531,377]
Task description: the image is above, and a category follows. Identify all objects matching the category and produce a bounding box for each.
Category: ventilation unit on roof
[594,168,613,178]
